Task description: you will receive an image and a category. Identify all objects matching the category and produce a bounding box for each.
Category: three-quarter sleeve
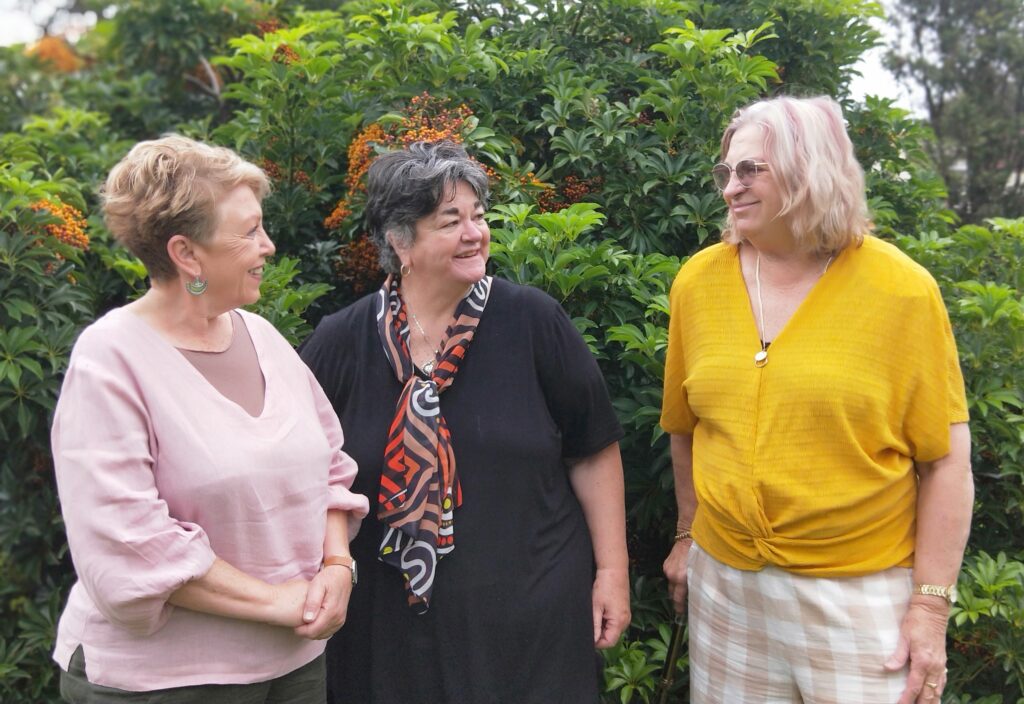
[52,333,216,636]
[305,367,369,536]
[532,292,623,459]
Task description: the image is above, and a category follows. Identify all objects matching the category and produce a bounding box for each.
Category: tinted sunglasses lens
[735,160,758,186]
[712,164,731,190]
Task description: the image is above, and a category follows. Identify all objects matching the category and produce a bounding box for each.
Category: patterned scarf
[375,274,492,613]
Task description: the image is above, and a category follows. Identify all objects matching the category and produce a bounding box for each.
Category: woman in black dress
[300,141,630,703]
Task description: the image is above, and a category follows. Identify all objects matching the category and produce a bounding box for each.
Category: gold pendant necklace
[753,251,833,368]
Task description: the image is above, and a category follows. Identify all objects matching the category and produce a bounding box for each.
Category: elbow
[84,579,174,636]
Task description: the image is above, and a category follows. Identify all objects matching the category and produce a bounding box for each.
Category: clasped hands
[265,565,353,640]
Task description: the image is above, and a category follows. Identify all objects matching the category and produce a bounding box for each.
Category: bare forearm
[168,557,277,623]
[913,423,973,588]
[323,509,352,558]
[568,442,629,571]
[670,433,697,530]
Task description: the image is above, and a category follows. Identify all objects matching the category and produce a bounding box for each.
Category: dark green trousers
[59,646,326,704]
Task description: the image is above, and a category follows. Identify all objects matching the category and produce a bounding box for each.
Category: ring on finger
[925,681,939,689]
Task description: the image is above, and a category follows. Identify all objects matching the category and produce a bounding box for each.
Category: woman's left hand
[885,599,950,703]
[293,565,353,640]
[592,566,631,649]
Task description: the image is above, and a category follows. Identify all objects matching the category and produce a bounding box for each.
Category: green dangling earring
[185,274,208,296]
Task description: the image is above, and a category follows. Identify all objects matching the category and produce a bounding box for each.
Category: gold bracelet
[673,529,692,542]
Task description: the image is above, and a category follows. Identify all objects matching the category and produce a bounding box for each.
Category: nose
[722,171,747,200]
[462,218,485,242]
[259,227,276,257]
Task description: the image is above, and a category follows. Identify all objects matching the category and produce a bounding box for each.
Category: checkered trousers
[688,542,912,703]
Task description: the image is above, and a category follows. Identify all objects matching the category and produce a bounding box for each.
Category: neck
[129,280,231,347]
[399,275,474,322]
[744,241,830,287]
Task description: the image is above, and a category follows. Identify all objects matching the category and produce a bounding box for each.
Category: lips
[730,201,759,214]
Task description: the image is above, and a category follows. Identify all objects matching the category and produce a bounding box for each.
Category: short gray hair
[365,141,490,275]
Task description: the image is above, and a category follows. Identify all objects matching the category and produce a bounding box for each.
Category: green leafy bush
[1,1,1021,702]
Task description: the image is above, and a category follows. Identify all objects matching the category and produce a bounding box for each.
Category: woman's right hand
[264,578,312,628]
[663,539,692,614]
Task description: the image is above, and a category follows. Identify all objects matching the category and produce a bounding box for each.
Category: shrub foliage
[1,1,1021,701]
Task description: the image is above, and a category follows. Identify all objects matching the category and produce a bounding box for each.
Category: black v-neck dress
[300,278,623,704]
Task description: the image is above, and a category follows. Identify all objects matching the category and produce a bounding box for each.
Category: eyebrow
[437,201,483,217]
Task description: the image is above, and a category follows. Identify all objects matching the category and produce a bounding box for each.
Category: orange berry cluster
[260,158,316,192]
[255,18,283,36]
[25,36,83,73]
[335,234,384,294]
[30,199,89,250]
[536,175,603,213]
[325,94,480,231]
[260,158,282,181]
[324,198,353,231]
[397,93,472,147]
[273,43,300,65]
[344,122,389,194]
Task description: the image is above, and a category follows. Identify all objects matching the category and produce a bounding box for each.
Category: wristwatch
[912,582,958,605]
[323,554,358,585]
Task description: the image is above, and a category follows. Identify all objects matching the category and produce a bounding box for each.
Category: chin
[452,264,486,284]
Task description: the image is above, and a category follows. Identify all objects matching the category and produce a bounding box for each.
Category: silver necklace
[408,308,441,374]
[753,251,833,368]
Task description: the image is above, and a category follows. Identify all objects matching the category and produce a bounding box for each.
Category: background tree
[886,0,1024,222]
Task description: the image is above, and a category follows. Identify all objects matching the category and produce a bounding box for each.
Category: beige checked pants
[688,543,912,704]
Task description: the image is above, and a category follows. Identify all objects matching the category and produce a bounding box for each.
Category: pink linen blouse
[50,307,369,691]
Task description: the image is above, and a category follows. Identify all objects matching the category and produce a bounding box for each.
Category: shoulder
[488,276,562,316]
[235,308,287,342]
[847,236,941,298]
[670,242,736,295]
[308,291,380,344]
[69,308,144,365]
[299,292,381,371]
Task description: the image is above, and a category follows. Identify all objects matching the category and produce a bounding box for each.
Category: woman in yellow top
[661,95,972,704]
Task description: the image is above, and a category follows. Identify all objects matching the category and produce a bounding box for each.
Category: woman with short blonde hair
[52,135,368,703]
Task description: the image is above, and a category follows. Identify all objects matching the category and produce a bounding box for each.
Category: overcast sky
[0,1,922,114]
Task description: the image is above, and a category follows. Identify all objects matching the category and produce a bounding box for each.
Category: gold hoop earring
[400,263,412,277]
[185,274,208,296]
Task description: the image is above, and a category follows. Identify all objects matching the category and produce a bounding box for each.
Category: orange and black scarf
[375,274,492,613]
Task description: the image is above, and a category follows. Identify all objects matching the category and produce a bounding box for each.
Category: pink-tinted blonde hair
[720,95,870,254]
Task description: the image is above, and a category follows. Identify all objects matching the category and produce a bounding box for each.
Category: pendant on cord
[754,349,768,367]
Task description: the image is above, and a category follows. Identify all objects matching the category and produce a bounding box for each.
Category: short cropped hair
[720,95,870,254]
[101,134,270,281]
[365,140,490,275]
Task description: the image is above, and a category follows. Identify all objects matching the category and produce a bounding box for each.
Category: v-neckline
[734,245,841,356]
[118,307,272,419]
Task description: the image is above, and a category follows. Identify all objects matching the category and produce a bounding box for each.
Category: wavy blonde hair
[101,134,270,281]
[720,95,870,254]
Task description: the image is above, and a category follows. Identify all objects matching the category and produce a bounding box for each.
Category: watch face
[351,559,359,586]
[948,583,958,604]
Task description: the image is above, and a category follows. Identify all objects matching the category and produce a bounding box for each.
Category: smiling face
[721,125,787,245]
[398,180,489,289]
[193,184,275,309]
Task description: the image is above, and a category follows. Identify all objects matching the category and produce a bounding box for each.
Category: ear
[386,230,406,253]
[386,231,411,268]
[167,234,201,278]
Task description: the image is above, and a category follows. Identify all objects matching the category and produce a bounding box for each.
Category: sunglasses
[711,160,770,190]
